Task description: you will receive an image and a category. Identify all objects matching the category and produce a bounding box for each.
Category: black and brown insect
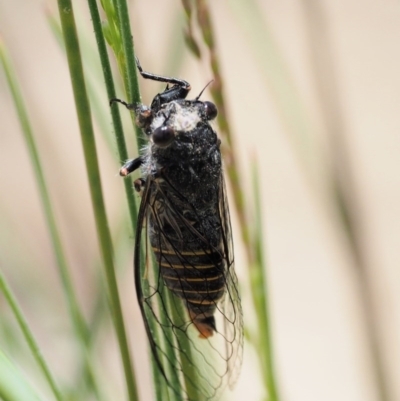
[111,59,243,401]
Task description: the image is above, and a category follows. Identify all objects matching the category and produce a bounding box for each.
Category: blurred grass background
[1,1,400,401]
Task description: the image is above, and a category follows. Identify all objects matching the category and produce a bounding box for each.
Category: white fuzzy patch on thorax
[150,102,201,134]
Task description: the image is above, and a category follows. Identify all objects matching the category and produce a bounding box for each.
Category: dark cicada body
[112,59,243,400]
[146,99,226,339]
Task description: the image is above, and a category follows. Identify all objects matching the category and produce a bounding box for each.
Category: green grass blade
[149,254,201,401]
[301,3,390,400]
[86,0,139,234]
[0,270,63,401]
[251,161,279,401]
[113,0,146,149]
[46,11,118,151]
[55,2,138,401]
[0,37,102,400]
[0,349,44,401]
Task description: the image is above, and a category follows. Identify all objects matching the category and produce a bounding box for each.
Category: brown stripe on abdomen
[153,246,226,313]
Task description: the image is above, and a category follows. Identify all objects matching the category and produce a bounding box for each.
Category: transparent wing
[134,174,243,401]
[218,177,244,389]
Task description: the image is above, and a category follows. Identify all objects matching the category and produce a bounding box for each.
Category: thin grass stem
[55,2,138,400]
[301,3,391,400]
[0,271,63,401]
[0,38,102,400]
[0,349,44,401]
[87,0,139,234]
[251,161,279,401]
[47,11,117,150]
[113,0,145,149]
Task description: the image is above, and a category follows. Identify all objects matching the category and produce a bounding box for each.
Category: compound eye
[203,101,218,120]
[152,125,175,147]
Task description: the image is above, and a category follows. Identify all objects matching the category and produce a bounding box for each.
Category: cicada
[111,59,243,401]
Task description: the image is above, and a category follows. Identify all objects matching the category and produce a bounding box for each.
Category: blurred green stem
[0,271,63,401]
[251,162,279,401]
[0,349,44,401]
[302,2,391,400]
[56,2,138,401]
[113,0,145,149]
[87,0,139,234]
[0,38,101,400]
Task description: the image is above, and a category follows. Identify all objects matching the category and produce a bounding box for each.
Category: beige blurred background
[1,1,400,401]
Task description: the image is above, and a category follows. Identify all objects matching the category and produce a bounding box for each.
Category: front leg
[119,156,143,177]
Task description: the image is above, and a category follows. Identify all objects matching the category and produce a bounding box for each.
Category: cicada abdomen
[149,153,227,339]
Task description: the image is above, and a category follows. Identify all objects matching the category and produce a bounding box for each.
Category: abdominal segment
[150,211,226,338]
